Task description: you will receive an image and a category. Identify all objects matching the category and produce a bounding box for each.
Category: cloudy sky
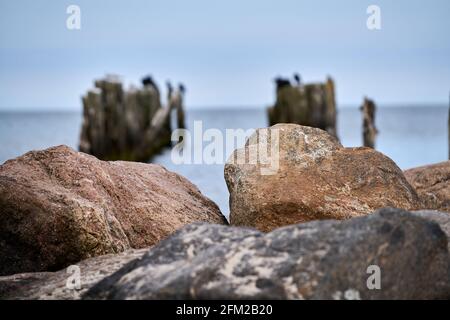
[0,0,449,110]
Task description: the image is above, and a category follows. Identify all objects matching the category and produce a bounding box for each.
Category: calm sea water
[0,106,447,216]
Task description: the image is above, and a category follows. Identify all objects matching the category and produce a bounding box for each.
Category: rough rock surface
[413,210,450,251]
[84,208,449,300]
[404,161,450,213]
[0,249,147,299]
[225,124,420,231]
[361,97,378,148]
[0,145,226,276]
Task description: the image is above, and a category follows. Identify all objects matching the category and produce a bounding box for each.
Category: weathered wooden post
[176,84,186,130]
[361,97,378,149]
[267,75,338,139]
[325,76,337,137]
[79,75,186,161]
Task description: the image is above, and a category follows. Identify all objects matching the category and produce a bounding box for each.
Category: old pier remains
[361,97,378,149]
[267,75,338,138]
[79,75,185,161]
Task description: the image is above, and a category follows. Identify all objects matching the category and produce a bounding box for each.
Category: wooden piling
[361,97,378,149]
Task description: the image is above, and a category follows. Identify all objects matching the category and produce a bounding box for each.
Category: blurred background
[1,0,449,215]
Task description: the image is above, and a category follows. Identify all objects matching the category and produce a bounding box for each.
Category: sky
[0,0,449,110]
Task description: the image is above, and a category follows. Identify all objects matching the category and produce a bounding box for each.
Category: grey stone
[0,249,147,300]
[413,210,450,251]
[84,208,450,300]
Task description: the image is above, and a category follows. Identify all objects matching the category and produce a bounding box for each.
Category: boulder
[225,124,420,231]
[84,208,450,300]
[0,249,147,300]
[404,161,450,213]
[413,210,450,251]
[0,145,226,276]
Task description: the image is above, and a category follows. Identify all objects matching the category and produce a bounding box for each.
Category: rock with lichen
[404,161,450,213]
[82,208,449,300]
[0,249,147,300]
[225,123,420,232]
[1,208,448,300]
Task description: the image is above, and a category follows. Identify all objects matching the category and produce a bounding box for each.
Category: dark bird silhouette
[275,77,291,90]
[142,75,155,87]
[178,83,186,94]
[166,81,173,101]
[293,73,301,86]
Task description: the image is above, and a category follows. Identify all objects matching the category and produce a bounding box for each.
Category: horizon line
[0,102,448,113]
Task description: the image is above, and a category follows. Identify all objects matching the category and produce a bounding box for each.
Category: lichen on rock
[225,124,420,231]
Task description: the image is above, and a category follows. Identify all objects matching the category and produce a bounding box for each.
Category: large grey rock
[84,208,450,300]
[0,249,147,300]
[413,210,450,251]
